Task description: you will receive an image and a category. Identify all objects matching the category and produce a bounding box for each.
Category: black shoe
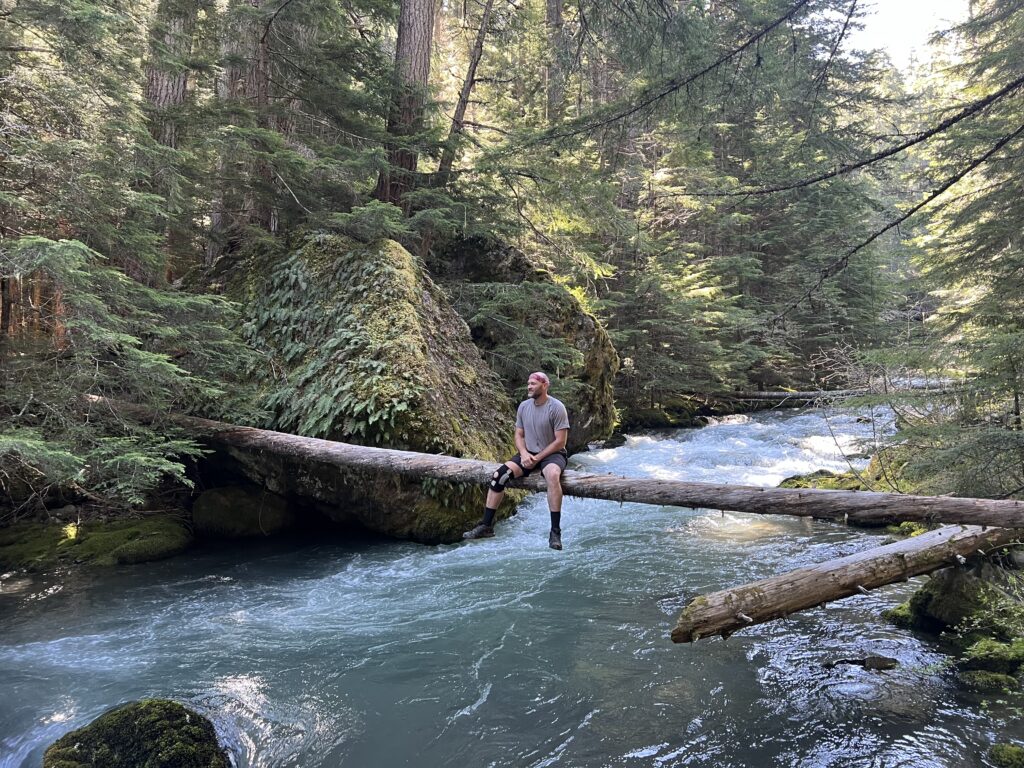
[548,529,562,550]
[463,524,495,540]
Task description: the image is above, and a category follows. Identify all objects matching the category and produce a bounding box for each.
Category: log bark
[671,524,1023,642]
[89,399,1024,529]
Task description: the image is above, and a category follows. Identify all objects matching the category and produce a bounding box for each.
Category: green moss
[0,522,65,571]
[885,521,934,538]
[232,234,518,541]
[451,279,618,450]
[43,699,229,768]
[961,638,1024,674]
[959,670,1019,693]
[779,469,868,491]
[990,744,1024,768]
[0,515,192,571]
[881,602,917,630]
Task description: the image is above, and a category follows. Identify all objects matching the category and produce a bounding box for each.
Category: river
[0,408,1017,767]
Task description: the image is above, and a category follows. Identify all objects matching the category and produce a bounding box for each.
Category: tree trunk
[671,524,1023,642]
[143,0,200,280]
[206,0,274,261]
[144,0,197,149]
[437,0,494,180]
[0,274,11,337]
[545,0,567,122]
[374,0,435,207]
[246,0,275,231]
[88,398,1024,529]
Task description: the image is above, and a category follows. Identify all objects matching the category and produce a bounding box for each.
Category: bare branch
[773,121,1024,324]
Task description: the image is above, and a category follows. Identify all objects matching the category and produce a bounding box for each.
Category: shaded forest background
[2,0,1023,514]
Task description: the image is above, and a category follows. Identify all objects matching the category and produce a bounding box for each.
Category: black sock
[482,507,497,526]
[550,510,561,533]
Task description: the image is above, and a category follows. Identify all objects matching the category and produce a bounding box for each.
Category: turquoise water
[1,409,1018,766]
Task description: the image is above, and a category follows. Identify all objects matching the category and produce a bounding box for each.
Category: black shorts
[509,452,567,476]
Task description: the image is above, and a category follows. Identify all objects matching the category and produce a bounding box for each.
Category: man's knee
[542,464,562,485]
[489,462,519,493]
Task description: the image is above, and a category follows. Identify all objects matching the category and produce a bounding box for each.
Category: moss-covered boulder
[990,743,1024,768]
[44,699,228,768]
[779,469,870,492]
[191,485,294,538]
[0,514,192,571]
[959,670,1019,693]
[961,638,1024,674]
[430,235,618,451]
[216,234,516,542]
[452,280,617,451]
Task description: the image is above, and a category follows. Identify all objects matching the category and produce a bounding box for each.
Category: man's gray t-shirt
[516,396,571,454]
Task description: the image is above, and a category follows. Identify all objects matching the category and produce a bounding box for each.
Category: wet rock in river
[43,699,229,768]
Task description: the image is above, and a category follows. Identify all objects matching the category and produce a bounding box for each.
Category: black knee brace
[489,464,515,492]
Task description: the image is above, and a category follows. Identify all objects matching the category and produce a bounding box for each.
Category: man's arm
[532,428,568,462]
[514,427,530,460]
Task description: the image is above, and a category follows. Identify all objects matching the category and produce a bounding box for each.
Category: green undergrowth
[43,699,228,768]
[1,237,254,514]
[0,514,192,571]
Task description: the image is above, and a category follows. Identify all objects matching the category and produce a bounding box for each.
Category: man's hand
[522,453,537,469]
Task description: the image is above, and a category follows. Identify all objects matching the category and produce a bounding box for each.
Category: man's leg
[542,462,564,550]
[464,460,523,539]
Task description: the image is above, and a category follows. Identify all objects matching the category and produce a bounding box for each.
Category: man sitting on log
[463,371,570,550]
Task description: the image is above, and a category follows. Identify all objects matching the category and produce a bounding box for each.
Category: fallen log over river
[92,398,1024,528]
[671,524,1023,642]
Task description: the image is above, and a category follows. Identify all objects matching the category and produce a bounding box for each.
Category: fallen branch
[671,524,1022,642]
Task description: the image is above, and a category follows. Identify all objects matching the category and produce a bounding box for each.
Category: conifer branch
[772,121,1024,325]
[667,70,1024,199]
[516,0,812,148]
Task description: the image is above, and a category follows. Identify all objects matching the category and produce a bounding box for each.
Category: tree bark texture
[207,0,275,260]
[89,398,1024,529]
[437,0,494,179]
[375,0,435,207]
[144,0,198,149]
[0,276,11,339]
[671,524,1023,642]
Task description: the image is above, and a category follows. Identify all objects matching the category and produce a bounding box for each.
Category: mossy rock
[0,515,192,571]
[958,670,1019,694]
[779,469,868,492]
[908,567,990,630]
[43,699,228,768]
[961,638,1024,675]
[192,486,295,538]
[437,239,618,451]
[990,744,1024,768]
[880,567,994,635]
[216,234,516,542]
[881,602,924,631]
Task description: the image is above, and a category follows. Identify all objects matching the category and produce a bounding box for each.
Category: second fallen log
[671,524,1023,642]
